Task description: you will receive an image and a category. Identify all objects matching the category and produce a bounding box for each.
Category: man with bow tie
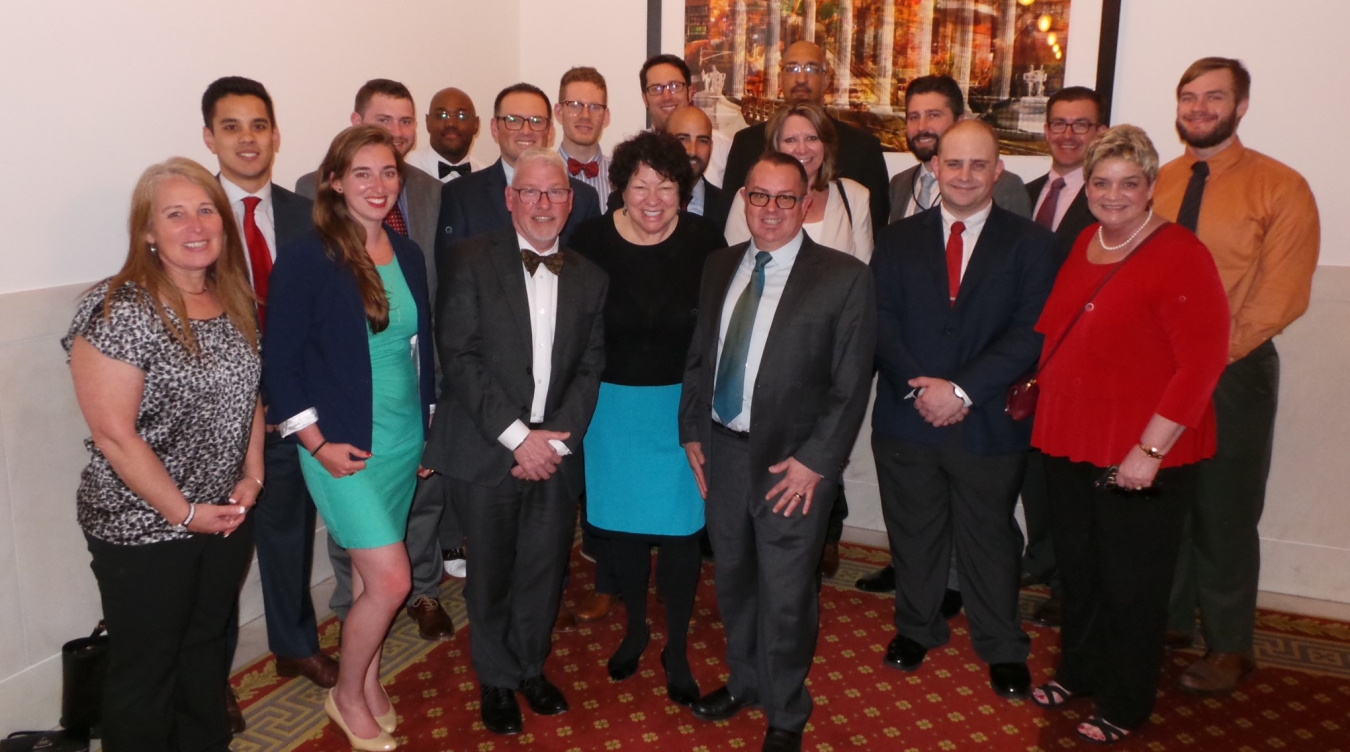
[423,147,608,735]
[406,86,485,183]
[555,67,614,212]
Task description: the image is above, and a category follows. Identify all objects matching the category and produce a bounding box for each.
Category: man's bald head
[781,41,832,104]
[934,120,1004,219]
[425,87,479,164]
[666,106,714,178]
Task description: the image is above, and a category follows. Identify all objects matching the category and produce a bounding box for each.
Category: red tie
[946,221,965,306]
[241,197,273,329]
[567,157,599,178]
[1034,177,1066,229]
[385,203,410,237]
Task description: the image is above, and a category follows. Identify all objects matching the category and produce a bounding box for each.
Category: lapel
[549,248,583,381]
[917,208,951,306]
[486,230,534,350]
[485,161,513,229]
[1026,174,1048,205]
[955,206,1007,310]
[894,165,919,214]
[706,243,748,360]
[271,184,312,249]
[761,237,823,363]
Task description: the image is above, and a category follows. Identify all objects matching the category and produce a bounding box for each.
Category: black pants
[1045,456,1196,730]
[87,520,254,752]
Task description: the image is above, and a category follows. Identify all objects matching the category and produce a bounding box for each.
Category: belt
[712,422,750,441]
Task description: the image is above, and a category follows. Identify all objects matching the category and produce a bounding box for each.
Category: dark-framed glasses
[746,191,802,209]
[1048,119,1099,134]
[561,100,607,116]
[782,63,826,76]
[644,81,688,96]
[495,114,550,131]
[512,187,572,204]
[433,109,475,122]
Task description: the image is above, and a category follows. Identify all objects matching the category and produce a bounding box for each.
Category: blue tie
[713,251,772,424]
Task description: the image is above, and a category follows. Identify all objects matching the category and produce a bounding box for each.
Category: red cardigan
[1032,223,1230,468]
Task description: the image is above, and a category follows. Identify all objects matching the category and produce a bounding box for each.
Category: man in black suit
[200,76,336,731]
[720,41,890,234]
[666,106,732,230]
[870,120,1058,701]
[434,83,601,260]
[680,152,876,752]
[1019,87,1107,627]
[423,148,607,736]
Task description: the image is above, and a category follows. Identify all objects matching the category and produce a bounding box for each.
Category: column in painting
[766,0,783,99]
[952,0,976,98]
[803,0,816,42]
[994,0,1018,99]
[912,0,935,78]
[874,0,896,111]
[732,0,747,98]
[834,0,854,105]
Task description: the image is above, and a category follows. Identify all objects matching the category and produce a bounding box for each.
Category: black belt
[712,422,750,441]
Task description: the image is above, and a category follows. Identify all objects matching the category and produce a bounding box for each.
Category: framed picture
[654,0,1122,156]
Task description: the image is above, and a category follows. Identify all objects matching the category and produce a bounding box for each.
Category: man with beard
[407,87,484,184]
[664,106,732,229]
[1154,57,1319,695]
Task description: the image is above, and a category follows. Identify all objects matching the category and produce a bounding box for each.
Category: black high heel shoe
[607,627,649,681]
[660,648,699,706]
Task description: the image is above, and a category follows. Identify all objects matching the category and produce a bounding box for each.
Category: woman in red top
[1027,125,1229,744]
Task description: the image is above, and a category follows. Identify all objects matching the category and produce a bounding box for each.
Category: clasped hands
[511,429,571,481]
[909,376,969,427]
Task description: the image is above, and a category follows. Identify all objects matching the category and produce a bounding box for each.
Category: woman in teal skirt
[263,125,435,751]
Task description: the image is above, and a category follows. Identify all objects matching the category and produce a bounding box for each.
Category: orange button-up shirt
[1154,137,1320,361]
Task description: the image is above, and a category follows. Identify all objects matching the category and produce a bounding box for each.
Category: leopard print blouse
[62,281,261,545]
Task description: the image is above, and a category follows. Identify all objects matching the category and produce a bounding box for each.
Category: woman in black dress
[571,130,726,706]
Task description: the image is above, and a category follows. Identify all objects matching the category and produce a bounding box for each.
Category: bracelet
[246,476,264,489]
[1138,443,1166,459]
[171,502,197,532]
[311,440,328,457]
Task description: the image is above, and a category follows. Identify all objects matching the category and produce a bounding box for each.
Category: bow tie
[439,161,472,179]
[521,249,565,275]
[567,157,599,179]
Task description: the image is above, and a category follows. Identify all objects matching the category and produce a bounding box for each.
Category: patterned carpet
[229,543,1350,751]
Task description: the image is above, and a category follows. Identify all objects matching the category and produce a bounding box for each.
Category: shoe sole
[884,658,923,672]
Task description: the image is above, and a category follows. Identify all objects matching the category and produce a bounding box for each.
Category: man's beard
[1176,110,1239,150]
[910,131,940,162]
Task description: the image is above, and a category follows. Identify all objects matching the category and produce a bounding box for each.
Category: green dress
[299,260,422,549]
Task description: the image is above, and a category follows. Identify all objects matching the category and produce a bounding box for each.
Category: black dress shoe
[989,662,1032,698]
[226,685,246,734]
[480,686,523,735]
[518,674,569,715]
[1030,594,1062,627]
[691,685,757,722]
[661,649,699,706]
[884,634,927,671]
[940,588,964,619]
[763,726,804,752]
[856,564,895,592]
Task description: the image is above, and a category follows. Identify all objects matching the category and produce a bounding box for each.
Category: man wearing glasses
[680,153,875,752]
[407,87,484,184]
[427,147,608,735]
[436,83,601,259]
[638,54,731,187]
[555,67,614,212]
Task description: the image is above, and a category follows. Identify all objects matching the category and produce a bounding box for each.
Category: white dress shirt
[220,178,277,286]
[406,146,481,184]
[712,231,804,431]
[928,201,994,407]
[496,233,569,456]
[1031,166,1085,231]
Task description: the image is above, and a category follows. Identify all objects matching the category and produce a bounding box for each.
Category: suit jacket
[723,119,891,235]
[1026,173,1095,265]
[433,159,601,262]
[422,228,608,498]
[870,206,1058,455]
[888,165,1032,225]
[295,166,443,294]
[679,236,876,490]
[270,184,314,249]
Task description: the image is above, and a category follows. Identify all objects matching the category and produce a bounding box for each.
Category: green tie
[713,251,772,424]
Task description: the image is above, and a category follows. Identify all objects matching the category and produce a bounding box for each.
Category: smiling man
[555,67,613,211]
[407,87,483,183]
[637,54,731,187]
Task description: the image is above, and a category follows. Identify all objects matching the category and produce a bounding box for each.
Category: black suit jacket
[722,119,890,235]
[870,206,1059,455]
[422,228,608,498]
[1026,173,1095,265]
[679,236,876,488]
[270,184,314,249]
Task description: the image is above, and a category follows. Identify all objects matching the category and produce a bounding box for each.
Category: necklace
[1097,209,1154,251]
[175,284,209,295]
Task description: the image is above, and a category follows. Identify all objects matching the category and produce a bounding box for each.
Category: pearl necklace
[1097,209,1153,251]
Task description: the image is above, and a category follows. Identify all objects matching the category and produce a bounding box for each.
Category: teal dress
[300,260,422,549]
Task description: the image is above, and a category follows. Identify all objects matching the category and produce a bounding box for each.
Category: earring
[150,244,158,254]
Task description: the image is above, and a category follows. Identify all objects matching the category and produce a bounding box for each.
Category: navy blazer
[870,205,1058,455]
[262,230,436,450]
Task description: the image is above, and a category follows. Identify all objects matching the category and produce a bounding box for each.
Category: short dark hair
[608,130,695,207]
[494,82,551,116]
[201,76,276,129]
[354,79,414,116]
[640,54,691,90]
[1046,86,1106,125]
[559,67,607,102]
[1177,57,1252,103]
[749,151,810,194]
[904,75,965,118]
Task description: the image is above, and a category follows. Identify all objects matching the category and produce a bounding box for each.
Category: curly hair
[1084,125,1160,184]
[608,130,695,207]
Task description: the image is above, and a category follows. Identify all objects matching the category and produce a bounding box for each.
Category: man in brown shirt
[1153,57,1320,694]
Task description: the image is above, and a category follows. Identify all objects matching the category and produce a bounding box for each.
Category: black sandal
[1076,715,1130,745]
[1029,680,1076,709]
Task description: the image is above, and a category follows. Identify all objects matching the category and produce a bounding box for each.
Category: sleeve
[847,181,874,263]
[260,239,321,429]
[1154,236,1233,427]
[724,192,751,245]
[64,283,155,371]
[994,171,1034,219]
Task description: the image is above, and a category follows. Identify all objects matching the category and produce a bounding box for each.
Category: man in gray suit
[680,152,876,752]
[295,78,455,641]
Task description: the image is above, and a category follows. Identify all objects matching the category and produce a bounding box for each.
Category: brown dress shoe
[576,592,616,622]
[406,596,455,640]
[554,607,579,633]
[226,685,246,734]
[820,543,840,578]
[1165,630,1196,650]
[276,651,340,688]
[1177,651,1256,694]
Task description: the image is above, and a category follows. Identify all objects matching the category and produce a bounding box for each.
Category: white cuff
[548,439,572,457]
[497,420,530,452]
[278,408,318,438]
[951,383,973,408]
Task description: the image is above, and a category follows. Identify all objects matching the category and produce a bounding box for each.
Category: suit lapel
[549,252,583,386]
[895,166,918,215]
[760,238,822,368]
[486,162,513,228]
[918,209,951,306]
[955,207,1007,309]
[705,243,747,363]
[487,231,534,349]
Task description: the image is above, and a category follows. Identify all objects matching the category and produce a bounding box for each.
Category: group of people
[63,37,1318,752]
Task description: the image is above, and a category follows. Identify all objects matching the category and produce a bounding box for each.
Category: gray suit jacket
[887,164,1032,225]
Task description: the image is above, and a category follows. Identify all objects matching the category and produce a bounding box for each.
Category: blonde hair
[1084,125,1160,184]
[765,101,839,191]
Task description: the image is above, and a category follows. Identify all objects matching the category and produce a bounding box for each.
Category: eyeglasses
[561,100,607,116]
[495,114,550,131]
[433,109,475,122]
[644,81,688,96]
[782,63,827,76]
[745,192,803,209]
[511,187,572,204]
[1047,119,1099,134]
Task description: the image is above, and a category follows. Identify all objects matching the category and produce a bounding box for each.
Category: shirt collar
[941,201,993,234]
[516,232,560,257]
[558,144,602,165]
[501,159,515,185]
[748,229,805,266]
[1181,136,1247,177]
[220,176,272,206]
[1049,165,1086,191]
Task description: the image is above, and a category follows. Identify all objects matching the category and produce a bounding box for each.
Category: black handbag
[59,621,108,739]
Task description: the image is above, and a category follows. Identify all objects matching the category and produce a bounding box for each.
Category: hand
[1113,445,1162,490]
[417,465,434,479]
[766,456,822,517]
[189,503,248,535]
[684,442,708,499]
[512,430,570,481]
[315,442,371,479]
[909,377,968,426]
[226,476,263,510]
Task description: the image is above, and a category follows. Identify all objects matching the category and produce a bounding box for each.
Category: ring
[793,493,803,500]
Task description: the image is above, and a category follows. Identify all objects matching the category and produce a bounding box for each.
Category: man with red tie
[556,67,614,213]
[200,76,337,732]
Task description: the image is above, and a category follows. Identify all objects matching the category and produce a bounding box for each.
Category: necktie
[439,161,471,179]
[241,196,273,330]
[947,221,965,306]
[521,249,565,275]
[1176,161,1210,232]
[917,171,937,211]
[385,204,410,237]
[567,157,600,179]
[1034,177,1066,229]
[712,251,772,424]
